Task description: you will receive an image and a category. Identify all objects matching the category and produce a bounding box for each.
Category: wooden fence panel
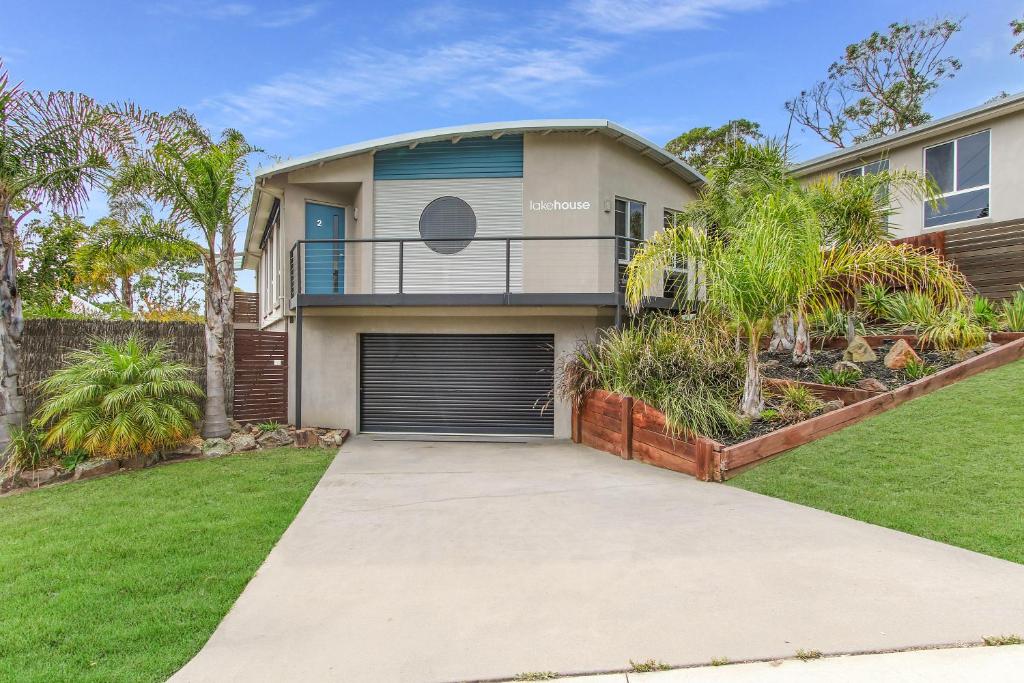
[232,330,288,423]
[234,292,259,326]
[943,220,1024,300]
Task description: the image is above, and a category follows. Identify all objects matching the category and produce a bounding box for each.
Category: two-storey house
[241,120,704,437]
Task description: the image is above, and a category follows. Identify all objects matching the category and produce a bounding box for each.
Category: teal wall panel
[373,135,523,180]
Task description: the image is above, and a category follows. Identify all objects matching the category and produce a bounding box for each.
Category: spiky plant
[999,287,1024,332]
[36,337,202,459]
[878,291,940,331]
[920,307,987,351]
[970,295,1000,331]
[857,283,891,322]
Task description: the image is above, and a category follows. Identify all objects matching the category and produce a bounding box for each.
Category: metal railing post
[398,240,404,294]
[505,238,511,296]
[613,235,623,329]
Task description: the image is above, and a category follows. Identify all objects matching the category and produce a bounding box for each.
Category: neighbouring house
[790,91,1024,300]
[241,120,704,437]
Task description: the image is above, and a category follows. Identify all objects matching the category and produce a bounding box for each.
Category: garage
[359,333,554,436]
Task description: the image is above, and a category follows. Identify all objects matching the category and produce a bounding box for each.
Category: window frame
[837,158,889,182]
[614,196,645,261]
[922,129,992,229]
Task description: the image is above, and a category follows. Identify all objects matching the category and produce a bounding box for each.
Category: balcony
[287,235,690,313]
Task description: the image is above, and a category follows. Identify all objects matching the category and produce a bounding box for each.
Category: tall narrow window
[924,130,990,227]
[615,198,644,290]
[662,208,691,301]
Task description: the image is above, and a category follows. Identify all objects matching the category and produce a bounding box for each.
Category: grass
[730,360,1024,564]
[0,447,334,683]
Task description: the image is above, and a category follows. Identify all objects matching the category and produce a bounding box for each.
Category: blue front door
[305,203,345,294]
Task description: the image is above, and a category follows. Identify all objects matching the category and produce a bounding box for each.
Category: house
[790,91,1024,300]
[241,120,705,437]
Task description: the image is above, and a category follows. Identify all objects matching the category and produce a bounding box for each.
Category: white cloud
[200,38,610,138]
[150,2,320,28]
[405,1,503,33]
[570,0,771,34]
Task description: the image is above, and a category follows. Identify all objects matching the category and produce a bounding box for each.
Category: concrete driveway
[171,438,1024,683]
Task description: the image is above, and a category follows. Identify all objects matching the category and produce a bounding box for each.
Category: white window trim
[922,129,992,230]
[260,218,283,324]
[837,158,889,180]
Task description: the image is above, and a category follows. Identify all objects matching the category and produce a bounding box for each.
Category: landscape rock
[228,432,257,452]
[831,360,862,375]
[883,339,921,370]
[163,443,201,461]
[23,467,58,487]
[293,428,319,448]
[120,455,148,470]
[981,342,999,353]
[228,419,244,432]
[856,378,888,392]
[948,348,978,362]
[843,336,877,363]
[74,459,119,481]
[318,429,348,449]
[819,399,845,414]
[1,472,24,492]
[257,428,293,448]
[202,438,233,457]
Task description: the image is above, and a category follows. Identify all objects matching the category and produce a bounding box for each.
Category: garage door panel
[360,334,554,436]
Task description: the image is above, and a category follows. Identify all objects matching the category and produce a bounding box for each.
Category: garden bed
[573,337,1024,481]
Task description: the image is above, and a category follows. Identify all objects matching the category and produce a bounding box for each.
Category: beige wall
[798,110,1024,239]
[257,130,701,322]
[292,309,611,438]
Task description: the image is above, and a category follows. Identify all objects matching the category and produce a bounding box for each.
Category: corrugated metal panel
[360,334,554,436]
[373,178,523,293]
[373,135,523,180]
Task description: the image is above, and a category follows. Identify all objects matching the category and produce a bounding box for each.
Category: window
[260,200,281,318]
[662,208,690,300]
[419,196,476,255]
[615,198,644,290]
[924,130,990,228]
[838,158,889,181]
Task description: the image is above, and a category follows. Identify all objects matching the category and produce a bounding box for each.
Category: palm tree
[75,213,199,312]
[111,115,257,438]
[805,168,936,347]
[0,61,131,448]
[626,184,967,419]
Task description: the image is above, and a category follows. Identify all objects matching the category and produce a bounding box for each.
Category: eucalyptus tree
[112,115,257,438]
[0,61,131,447]
[625,183,967,419]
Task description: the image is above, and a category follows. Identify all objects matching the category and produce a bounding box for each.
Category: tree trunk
[846,311,858,344]
[121,277,133,312]
[740,335,763,419]
[0,208,26,453]
[792,311,813,366]
[202,229,236,439]
[768,312,795,352]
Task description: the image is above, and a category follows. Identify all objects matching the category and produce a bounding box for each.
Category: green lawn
[0,447,334,683]
[731,359,1024,565]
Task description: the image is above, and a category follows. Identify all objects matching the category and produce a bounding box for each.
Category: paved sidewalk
[172,438,1024,682]
[561,645,1024,682]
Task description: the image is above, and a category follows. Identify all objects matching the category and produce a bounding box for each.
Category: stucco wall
[797,110,1024,239]
[292,309,611,438]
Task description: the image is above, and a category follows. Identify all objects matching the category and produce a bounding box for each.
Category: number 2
[316,219,323,226]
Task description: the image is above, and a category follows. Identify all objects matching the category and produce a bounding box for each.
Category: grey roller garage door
[360,334,554,436]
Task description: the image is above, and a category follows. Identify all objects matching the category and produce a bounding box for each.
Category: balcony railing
[287,235,690,309]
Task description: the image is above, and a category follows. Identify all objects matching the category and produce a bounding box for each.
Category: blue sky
[3,0,1023,290]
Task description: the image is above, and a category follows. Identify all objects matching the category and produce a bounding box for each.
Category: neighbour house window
[838,158,889,181]
[662,208,690,300]
[924,130,990,228]
[615,198,644,290]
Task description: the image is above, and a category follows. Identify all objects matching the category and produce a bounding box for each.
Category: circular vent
[419,196,477,255]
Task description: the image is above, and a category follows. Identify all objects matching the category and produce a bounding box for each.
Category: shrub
[809,304,860,339]
[903,359,935,381]
[2,423,47,473]
[970,295,1000,330]
[257,421,281,433]
[857,283,890,321]
[879,291,939,331]
[1000,287,1024,332]
[558,315,746,438]
[816,368,860,387]
[36,337,203,459]
[776,385,823,419]
[920,307,987,351]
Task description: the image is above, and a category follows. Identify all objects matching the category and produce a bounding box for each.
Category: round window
[418,196,477,255]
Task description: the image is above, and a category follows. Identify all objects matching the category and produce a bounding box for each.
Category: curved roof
[254,119,706,185]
